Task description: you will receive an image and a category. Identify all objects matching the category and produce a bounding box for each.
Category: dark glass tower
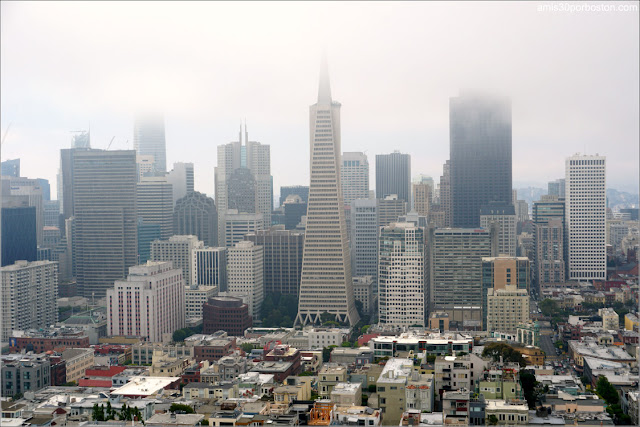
[375,152,411,204]
[1,206,37,266]
[450,94,512,228]
[173,191,218,246]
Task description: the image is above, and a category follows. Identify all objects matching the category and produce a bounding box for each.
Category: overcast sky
[1,1,638,200]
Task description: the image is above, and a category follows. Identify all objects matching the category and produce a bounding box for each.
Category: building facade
[203,296,252,336]
[193,247,227,291]
[450,93,512,228]
[224,210,264,248]
[106,261,185,342]
[341,152,369,207]
[295,58,360,326]
[173,191,217,247]
[480,202,516,257]
[350,198,378,286]
[150,235,203,288]
[1,260,58,341]
[486,286,530,333]
[565,154,606,281]
[378,223,426,327]
[137,177,174,240]
[245,227,304,296]
[227,241,264,321]
[375,152,411,205]
[134,114,167,174]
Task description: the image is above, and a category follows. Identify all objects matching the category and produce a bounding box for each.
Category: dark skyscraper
[375,152,411,204]
[450,93,512,228]
[227,167,256,213]
[173,191,218,247]
[1,206,37,267]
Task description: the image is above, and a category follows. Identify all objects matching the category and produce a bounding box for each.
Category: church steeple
[317,52,332,105]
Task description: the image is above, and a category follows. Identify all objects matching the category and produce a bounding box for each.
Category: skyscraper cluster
[0,55,615,342]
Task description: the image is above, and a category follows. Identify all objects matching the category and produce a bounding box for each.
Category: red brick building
[10,333,90,353]
[203,296,252,336]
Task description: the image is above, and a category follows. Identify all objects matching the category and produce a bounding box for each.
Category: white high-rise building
[192,247,227,291]
[227,241,264,321]
[565,154,606,281]
[341,152,369,207]
[378,223,426,327]
[224,210,264,248]
[107,261,185,342]
[150,235,203,288]
[295,57,360,326]
[1,260,58,341]
[215,126,272,244]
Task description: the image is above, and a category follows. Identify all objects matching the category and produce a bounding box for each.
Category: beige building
[412,179,432,217]
[352,276,375,316]
[486,285,530,333]
[377,358,434,425]
[319,365,348,398]
[185,285,218,322]
[62,348,94,384]
[484,399,529,425]
[331,382,362,406]
[295,58,360,326]
[150,350,195,377]
[598,308,619,331]
[227,240,264,321]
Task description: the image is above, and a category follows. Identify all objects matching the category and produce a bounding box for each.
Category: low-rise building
[318,365,348,398]
[377,358,434,425]
[484,399,529,425]
[149,350,195,377]
[369,332,474,359]
[308,328,350,348]
[0,353,51,397]
[9,328,91,353]
[61,348,94,384]
[330,347,374,366]
[330,382,362,406]
[110,376,181,398]
[333,406,382,426]
[132,341,195,365]
[434,354,486,401]
[250,361,295,383]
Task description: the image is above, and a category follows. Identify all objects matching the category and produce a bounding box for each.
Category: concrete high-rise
[565,154,606,281]
[215,126,272,243]
[279,186,309,206]
[166,162,195,206]
[548,178,565,198]
[173,191,217,247]
[376,152,411,204]
[134,114,167,174]
[1,260,58,341]
[71,149,138,298]
[481,256,530,329]
[428,227,497,323]
[480,202,516,256]
[227,240,264,321]
[136,177,174,240]
[378,194,407,227]
[412,176,433,217]
[351,199,379,286]
[378,223,426,327]
[341,152,369,207]
[1,159,20,177]
[150,235,203,288]
[486,286,529,334]
[193,247,227,291]
[245,226,304,296]
[532,195,565,290]
[450,93,512,228]
[107,261,185,342]
[227,167,257,213]
[224,210,264,248]
[2,176,45,246]
[295,57,360,326]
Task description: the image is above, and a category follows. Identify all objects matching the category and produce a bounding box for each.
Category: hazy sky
[1,1,638,200]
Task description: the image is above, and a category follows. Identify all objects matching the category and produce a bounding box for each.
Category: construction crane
[1,122,12,146]
[106,136,116,150]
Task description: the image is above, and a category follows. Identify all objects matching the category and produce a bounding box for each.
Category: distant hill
[514,187,639,211]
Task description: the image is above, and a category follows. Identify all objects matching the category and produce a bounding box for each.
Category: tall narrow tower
[295,57,360,326]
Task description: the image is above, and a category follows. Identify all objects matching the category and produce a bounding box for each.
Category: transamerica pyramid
[295,56,360,326]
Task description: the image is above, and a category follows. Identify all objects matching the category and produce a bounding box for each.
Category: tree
[596,376,619,405]
[106,401,115,420]
[200,420,210,426]
[341,341,353,347]
[170,403,195,414]
[482,342,526,367]
[240,343,254,354]
[322,345,337,362]
[488,414,499,425]
[92,403,105,422]
[368,384,376,393]
[520,370,540,409]
[539,299,559,317]
[320,311,334,324]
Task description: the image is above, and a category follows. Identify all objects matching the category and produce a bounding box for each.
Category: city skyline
[1,2,638,197]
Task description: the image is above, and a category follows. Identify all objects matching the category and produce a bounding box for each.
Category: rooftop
[331,382,362,395]
[110,376,180,396]
[378,358,413,384]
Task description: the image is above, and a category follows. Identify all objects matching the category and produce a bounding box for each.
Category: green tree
[488,414,499,425]
[92,403,105,422]
[368,384,376,393]
[361,325,371,334]
[106,401,115,420]
[539,299,558,317]
[169,403,195,414]
[341,341,353,347]
[520,370,540,409]
[320,311,334,324]
[200,420,210,426]
[482,342,526,367]
[240,343,254,353]
[322,345,337,362]
[596,376,619,405]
